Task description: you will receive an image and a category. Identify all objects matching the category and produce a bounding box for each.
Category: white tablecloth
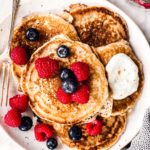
[0,0,150,150]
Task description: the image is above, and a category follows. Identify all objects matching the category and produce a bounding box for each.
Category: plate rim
[0,0,150,150]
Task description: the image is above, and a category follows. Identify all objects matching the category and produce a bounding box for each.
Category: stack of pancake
[11,3,144,150]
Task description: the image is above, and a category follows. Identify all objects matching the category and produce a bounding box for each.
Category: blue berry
[62,79,78,94]
[68,125,82,141]
[47,138,58,150]
[19,116,33,131]
[25,28,39,41]
[57,45,70,58]
[60,68,76,81]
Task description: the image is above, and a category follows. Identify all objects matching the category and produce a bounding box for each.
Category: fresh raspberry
[86,120,102,136]
[71,84,89,104]
[34,124,53,142]
[10,47,28,65]
[35,57,59,79]
[70,62,89,81]
[4,109,21,127]
[9,94,29,113]
[56,87,71,104]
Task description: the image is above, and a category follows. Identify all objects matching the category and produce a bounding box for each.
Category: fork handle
[7,0,20,55]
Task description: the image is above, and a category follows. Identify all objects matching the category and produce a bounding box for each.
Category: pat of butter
[106,53,139,100]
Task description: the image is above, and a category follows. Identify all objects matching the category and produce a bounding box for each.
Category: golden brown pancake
[100,96,113,118]
[11,14,79,84]
[93,40,144,115]
[42,114,126,150]
[66,3,128,47]
[21,35,108,124]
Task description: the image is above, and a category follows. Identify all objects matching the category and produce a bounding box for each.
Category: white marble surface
[0,0,150,150]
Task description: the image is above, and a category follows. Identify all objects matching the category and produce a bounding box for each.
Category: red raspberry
[71,84,89,104]
[86,120,102,136]
[10,47,28,65]
[35,57,59,79]
[70,62,89,81]
[34,124,53,142]
[56,87,71,104]
[4,109,21,127]
[9,94,29,113]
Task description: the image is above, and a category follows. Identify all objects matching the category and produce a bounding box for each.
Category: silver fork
[0,0,20,107]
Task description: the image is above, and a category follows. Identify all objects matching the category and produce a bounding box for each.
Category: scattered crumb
[118,70,121,75]
[0,28,3,32]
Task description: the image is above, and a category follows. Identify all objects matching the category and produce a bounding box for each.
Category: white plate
[0,0,150,150]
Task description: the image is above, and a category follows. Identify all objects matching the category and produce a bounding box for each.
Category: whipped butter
[106,53,139,100]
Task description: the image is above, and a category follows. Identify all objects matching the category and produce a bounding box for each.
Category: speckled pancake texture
[21,35,108,124]
[94,40,144,115]
[67,4,128,47]
[42,114,127,150]
[11,14,79,84]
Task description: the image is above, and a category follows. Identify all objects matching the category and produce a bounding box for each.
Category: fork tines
[0,62,11,107]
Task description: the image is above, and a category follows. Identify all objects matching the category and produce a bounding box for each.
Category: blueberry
[62,79,78,94]
[19,116,33,131]
[68,125,82,141]
[60,68,76,81]
[57,45,70,58]
[25,28,39,41]
[47,138,58,150]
